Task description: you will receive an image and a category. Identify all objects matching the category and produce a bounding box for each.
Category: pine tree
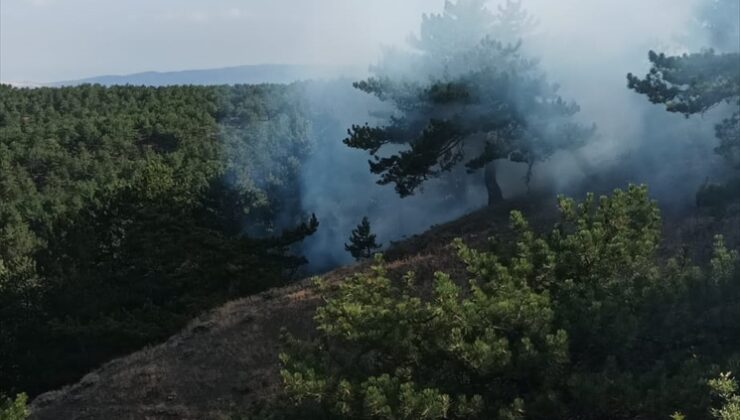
[344,0,593,205]
[344,217,381,260]
[627,34,739,213]
[278,186,740,419]
[628,50,739,169]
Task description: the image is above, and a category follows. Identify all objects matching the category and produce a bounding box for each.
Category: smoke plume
[293,0,738,271]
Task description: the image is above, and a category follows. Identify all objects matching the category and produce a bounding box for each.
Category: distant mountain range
[2,80,45,88]
[49,64,366,86]
[3,64,366,87]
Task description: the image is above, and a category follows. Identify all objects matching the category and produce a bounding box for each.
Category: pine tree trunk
[485,161,504,206]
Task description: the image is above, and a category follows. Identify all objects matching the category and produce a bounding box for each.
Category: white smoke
[294,0,737,270]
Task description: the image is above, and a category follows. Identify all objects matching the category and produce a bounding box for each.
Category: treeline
[1,0,738,414]
[0,83,316,396]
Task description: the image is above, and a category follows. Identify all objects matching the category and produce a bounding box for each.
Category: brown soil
[28,200,739,420]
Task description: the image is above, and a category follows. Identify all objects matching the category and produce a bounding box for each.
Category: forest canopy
[0,0,739,418]
[0,83,317,396]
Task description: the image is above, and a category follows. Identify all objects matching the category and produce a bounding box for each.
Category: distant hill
[1,81,44,88]
[48,64,365,87]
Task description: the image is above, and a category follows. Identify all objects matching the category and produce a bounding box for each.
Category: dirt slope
[28,200,739,420]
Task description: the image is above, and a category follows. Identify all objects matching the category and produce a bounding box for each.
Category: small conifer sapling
[344,217,382,260]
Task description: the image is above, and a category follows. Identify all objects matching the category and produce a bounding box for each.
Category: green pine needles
[277,186,740,419]
[345,217,382,261]
[0,394,28,420]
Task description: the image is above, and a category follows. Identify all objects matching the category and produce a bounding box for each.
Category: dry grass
[28,200,739,420]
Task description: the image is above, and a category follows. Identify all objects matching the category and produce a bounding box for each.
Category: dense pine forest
[1,0,739,419]
[0,84,319,396]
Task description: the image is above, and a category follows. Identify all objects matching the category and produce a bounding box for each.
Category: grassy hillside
[27,197,740,419]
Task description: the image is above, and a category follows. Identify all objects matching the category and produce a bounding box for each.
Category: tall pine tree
[344,0,593,205]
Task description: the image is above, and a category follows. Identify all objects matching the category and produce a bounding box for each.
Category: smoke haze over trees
[344,0,594,205]
[293,0,738,268]
[0,0,738,414]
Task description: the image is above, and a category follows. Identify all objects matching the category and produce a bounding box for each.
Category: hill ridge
[49,64,365,87]
[27,203,517,419]
[27,201,739,419]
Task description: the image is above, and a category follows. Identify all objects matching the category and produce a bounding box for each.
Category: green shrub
[709,373,740,420]
[0,394,28,420]
[278,186,740,419]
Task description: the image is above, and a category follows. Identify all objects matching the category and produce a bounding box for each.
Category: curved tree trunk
[484,161,504,206]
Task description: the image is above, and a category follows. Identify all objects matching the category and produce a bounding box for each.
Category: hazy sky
[0,0,441,82]
[1,0,703,83]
